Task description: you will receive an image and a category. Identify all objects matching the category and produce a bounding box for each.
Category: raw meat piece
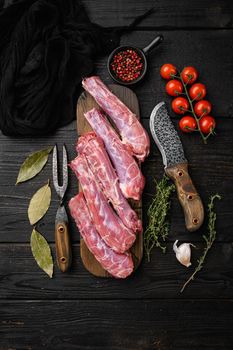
[70,154,136,253]
[82,75,150,161]
[77,132,142,233]
[84,108,145,201]
[69,192,134,279]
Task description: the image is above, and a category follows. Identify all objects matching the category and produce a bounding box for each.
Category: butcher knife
[149,101,204,231]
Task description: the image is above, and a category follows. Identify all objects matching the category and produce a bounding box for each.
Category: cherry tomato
[166,80,183,96]
[172,97,189,115]
[199,116,216,134]
[179,116,197,133]
[189,83,206,101]
[194,100,212,117]
[160,63,177,80]
[181,66,198,84]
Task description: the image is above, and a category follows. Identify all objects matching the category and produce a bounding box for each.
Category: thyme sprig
[144,176,175,261]
[180,194,221,292]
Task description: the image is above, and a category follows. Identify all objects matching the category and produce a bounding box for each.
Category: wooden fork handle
[165,163,204,232]
[55,220,72,272]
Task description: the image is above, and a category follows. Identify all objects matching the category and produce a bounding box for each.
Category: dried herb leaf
[31,228,53,278]
[16,147,52,184]
[28,182,51,225]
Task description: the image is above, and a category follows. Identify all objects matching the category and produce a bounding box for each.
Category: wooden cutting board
[76,85,143,277]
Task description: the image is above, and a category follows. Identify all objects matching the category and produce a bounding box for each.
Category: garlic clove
[173,240,195,268]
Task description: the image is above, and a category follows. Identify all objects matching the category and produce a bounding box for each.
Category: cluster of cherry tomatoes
[160,64,216,140]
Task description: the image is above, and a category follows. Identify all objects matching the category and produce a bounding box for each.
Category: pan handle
[142,35,163,55]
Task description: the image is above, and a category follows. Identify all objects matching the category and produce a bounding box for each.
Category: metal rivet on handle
[58,225,64,233]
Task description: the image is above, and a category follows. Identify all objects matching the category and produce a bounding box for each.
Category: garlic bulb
[173,240,195,267]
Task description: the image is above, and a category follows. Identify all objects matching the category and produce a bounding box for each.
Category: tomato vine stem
[174,71,213,144]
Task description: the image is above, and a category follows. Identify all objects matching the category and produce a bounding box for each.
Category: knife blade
[150,101,204,231]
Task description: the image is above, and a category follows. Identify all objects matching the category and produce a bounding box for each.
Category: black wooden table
[1,1,233,349]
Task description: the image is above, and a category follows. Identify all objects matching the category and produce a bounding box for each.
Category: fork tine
[52,144,59,189]
[62,144,68,191]
[52,144,68,200]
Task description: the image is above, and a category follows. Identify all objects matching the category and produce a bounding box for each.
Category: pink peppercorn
[111,49,144,82]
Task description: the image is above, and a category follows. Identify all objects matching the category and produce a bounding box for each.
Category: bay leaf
[28,182,51,225]
[30,228,53,278]
[16,146,53,184]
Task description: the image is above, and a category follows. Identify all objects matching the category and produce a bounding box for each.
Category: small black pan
[107,35,163,86]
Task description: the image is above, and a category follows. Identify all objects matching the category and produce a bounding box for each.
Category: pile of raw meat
[69,76,150,278]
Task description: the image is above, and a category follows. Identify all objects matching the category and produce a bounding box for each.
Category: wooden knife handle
[55,221,72,272]
[165,163,204,232]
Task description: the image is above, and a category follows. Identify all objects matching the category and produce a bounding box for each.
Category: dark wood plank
[94,30,233,120]
[83,0,233,29]
[0,2,232,349]
[0,242,232,300]
[1,300,233,349]
[1,118,232,243]
[0,125,80,243]
[142,116,233,242]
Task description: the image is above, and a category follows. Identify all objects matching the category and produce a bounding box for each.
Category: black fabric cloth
[0,0,153,136]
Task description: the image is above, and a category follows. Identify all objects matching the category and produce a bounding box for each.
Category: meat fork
[52,144,72,272]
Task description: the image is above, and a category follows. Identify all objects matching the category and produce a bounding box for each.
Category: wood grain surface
[55,219,72,273]
[0,242,232,300]
[165,162,204,232]
[76,85,143,277]
[83,0,233,29]
[1,1,233,349]
[1,300,233,350]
